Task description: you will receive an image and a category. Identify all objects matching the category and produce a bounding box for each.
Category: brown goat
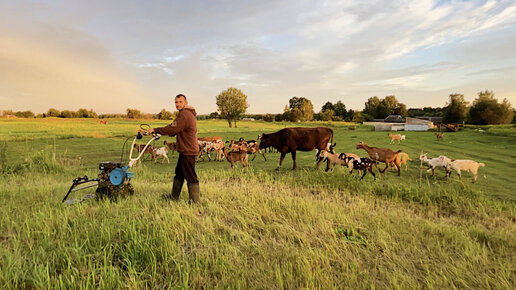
[133,143,155,163]
[163,140,177,158]
[435,132,443,141]
[244,141,267,161]
[222,147,249,168]
[356,142,402,176]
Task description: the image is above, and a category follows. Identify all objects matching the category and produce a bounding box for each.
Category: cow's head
[258,133,271,149]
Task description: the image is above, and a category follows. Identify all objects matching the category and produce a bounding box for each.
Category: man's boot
[187,182,200,203]
[164,178,183,200]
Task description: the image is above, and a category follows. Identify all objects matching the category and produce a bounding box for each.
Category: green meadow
[1,118,515,288]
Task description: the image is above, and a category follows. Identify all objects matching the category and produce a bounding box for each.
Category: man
[147,94,199,203]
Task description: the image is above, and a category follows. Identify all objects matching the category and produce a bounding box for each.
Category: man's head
[175,94,188,110]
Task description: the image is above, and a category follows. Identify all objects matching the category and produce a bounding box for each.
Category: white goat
[419,153,451,176]
[151,147,170,164]
[446,159,485,183]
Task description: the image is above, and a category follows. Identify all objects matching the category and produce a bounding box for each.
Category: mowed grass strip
[0,118,515,288]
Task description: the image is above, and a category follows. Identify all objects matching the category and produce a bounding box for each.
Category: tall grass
[1,119,515,288]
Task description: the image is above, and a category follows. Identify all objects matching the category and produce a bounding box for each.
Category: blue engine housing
[109,166,134,186]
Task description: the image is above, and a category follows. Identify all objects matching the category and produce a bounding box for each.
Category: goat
[226,140,247,152]
[356,142,402,176]
[246,141,267,161]
[318,149,348,172]
[211,140,226,161]
[337,154,376,180]
[151,147,170,164]
[352,158,376,180]
[419,154,452,176]
[198,136,223,143]
[337,152,360,172]
[163,140,177,158]
[388,133,404,144]
[222,147,249,168]
[390,152,411,172]
[197,140,215,161]
[446,159,485,183]
[99,119,108,125]
[435,132,443,141]
[316,142,336,171]
[133,143,155,163]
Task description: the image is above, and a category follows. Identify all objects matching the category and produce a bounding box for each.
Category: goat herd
[133,127,485,183]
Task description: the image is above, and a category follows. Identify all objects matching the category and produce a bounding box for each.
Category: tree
[288,97,313,121]
[376,95,408,119]
[351,110,365,123]
[60,110,76,118]
[319,109,335,121]
[333,101,347,120]
[47,108,60,117]
[126,108,142,119]
[443,94,469,123]
[363,95,407,119]
[289,108,303,122]
[157,108,174,120]
[216,87,249,128]
[14,110,35,118]
[208,112,220,119]
[263,113,275,122]
[321,102,335,113]
[76,108,97,118]
[362,96,381,118]
[468,90,513,125]
[408,107,444,117]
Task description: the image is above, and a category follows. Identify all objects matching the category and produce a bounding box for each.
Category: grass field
[1,118,515,288]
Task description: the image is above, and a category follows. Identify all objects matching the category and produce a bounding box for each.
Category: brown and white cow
[258,127,333,170]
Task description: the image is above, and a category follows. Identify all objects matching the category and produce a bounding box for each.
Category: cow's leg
[291,151,297,170]
[277,152,287,170]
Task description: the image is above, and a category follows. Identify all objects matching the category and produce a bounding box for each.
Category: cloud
[1,0,515,114]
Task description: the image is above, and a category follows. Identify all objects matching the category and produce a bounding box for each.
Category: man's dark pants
[170,154,199,202]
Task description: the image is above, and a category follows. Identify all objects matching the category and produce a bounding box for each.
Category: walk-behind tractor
[62,125,160,204]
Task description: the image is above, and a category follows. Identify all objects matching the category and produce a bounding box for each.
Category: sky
[1,0,515,114]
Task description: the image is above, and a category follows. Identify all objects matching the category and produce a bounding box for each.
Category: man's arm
[152,112,187,136]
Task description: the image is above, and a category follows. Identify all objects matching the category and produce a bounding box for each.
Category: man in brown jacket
[147,94,199,202]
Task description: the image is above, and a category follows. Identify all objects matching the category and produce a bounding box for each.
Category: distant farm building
[364,115,437,131]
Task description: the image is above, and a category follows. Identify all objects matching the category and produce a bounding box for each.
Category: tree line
[213,88,514,126]
[0,108,178,120]
[2,89,514,126]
